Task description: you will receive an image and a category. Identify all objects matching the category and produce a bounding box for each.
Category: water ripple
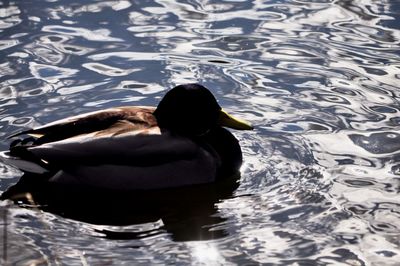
[42,25,123,42]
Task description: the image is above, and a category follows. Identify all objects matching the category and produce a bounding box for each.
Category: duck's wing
[2,131,218,189]
[9,106,157,144]
[27,132,218,190]
[28,131,199,167]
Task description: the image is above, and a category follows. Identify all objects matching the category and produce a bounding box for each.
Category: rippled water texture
[1,0,400,264]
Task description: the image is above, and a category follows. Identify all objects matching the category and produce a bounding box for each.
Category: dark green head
[154,84,253,136]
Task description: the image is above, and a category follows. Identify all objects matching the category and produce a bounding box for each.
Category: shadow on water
[1,173,240,242]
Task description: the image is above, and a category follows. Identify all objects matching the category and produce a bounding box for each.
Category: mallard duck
[1,84,253,190]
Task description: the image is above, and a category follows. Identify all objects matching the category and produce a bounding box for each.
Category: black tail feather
[8,137,51,171]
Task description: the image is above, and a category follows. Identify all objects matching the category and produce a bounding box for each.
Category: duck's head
[154,84,253,136]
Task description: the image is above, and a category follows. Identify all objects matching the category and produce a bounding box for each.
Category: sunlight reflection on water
[0,0,400,264]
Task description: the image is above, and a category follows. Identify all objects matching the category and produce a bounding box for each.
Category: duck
[0,84,253,191]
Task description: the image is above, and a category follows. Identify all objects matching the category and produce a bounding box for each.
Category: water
[1,0,400,264]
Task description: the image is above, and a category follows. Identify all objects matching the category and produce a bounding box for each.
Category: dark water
[1,0,400,264]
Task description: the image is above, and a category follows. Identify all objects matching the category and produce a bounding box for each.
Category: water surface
[1,0,400,265]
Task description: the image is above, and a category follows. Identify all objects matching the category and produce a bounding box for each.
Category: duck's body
[1,84,252,191]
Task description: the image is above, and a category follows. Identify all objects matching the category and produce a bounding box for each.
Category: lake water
[1,0,400,265]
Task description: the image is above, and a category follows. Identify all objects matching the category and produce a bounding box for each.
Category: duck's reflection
[1,173,239,241]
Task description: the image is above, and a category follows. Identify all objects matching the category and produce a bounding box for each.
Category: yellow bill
[218,109,253,130]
